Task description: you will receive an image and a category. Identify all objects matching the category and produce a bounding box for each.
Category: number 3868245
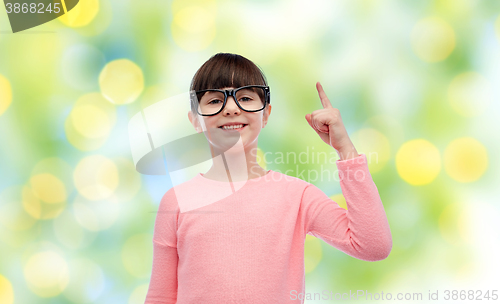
[5,2,62,14]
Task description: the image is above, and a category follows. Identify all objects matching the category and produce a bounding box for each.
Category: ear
[188,111,202,133]
[262,104,272,128]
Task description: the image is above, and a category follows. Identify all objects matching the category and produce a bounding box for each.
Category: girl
[145,53,392,303]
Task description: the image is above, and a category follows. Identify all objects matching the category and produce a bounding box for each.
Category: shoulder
[159,187,180,212]
[263,170,313,196]
[158,173,205,211]
[266,170,312,186]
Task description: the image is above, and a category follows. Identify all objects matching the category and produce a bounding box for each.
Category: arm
[303,82,391,261]
[145,189,179,303]
[301,153,392,261]
[144,241,178,304]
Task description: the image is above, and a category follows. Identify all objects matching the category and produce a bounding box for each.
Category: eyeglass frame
[191,85,271,116]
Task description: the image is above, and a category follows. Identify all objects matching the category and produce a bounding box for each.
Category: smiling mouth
[218,124,248,131]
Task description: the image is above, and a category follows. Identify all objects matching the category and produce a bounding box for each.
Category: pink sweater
[145,153,392,303]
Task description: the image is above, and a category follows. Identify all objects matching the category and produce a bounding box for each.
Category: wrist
[335,142,359,161]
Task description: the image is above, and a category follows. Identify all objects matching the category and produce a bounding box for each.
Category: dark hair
[190,53,269,113]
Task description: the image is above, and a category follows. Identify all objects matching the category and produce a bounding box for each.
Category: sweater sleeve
[144,242,178,304]
[301,153,392,261]
[152,188,179,248]
[145,189,179,303]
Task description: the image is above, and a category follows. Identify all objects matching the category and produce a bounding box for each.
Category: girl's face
[188,86,272,151]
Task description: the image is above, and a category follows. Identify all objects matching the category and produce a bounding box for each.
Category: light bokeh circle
[22,157,74,220]
[22,186,66,220]
[23,251,69,297]
[0,274,14,304]
[71,104,112,139]
[53,209,97,250]
[0,74,12,116]
[395,139,441,185]
[29,174,67,204]
[350,128,391,173]
[447,72,492,117]
[69,93,116,136]
[99,59,144,105]
[59,0,100,27]
[65,92,117,151]
[444,137,488,183]
[73,155,119,201]
[72,194,120,231]
[171,5,216,52]
[411,17,456,62]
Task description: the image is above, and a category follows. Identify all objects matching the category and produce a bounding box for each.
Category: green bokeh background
[1,0,499,303]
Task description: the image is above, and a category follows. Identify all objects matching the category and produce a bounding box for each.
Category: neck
[203,140,267,182]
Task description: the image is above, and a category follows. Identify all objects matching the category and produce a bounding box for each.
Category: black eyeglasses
[191,85,270,116]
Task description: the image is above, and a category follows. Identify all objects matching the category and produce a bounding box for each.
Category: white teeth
[222,124,244,130]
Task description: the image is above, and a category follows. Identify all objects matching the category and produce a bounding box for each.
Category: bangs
[191,53,267,92]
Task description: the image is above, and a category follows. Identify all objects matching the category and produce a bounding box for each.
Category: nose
[223,96,241,115]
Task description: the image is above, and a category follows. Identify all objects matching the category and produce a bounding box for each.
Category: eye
[208,99,223,105]
[239,97,252,102]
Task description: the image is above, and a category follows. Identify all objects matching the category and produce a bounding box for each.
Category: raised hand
[305,82,358,160]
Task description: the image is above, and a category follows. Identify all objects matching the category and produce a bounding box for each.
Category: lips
[219,124,248,131]
[218,122,248,128]
[218,123,248,128]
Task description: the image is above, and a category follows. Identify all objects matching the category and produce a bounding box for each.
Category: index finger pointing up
[316,81,333,109]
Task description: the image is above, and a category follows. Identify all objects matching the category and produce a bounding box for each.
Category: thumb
[305,114,319,134]
[305,114,312,128]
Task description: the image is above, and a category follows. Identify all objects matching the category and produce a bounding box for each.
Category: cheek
[251,114,264,125]
[203,117,218,127]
